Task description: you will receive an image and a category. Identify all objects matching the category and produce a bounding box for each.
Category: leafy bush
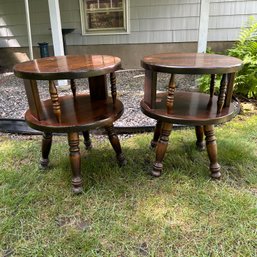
[228,16,257,98]
[198,73,221,94]
[198,17,257,99]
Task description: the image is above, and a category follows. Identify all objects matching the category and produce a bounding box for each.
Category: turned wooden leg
[82,131,92,150]
[150,120,162,149]
[152,122,173,177]
[204,125,221,179]
[105,124,126,166]
[40,132,52,169]
[68,132,83,194]
[195,126,205,151]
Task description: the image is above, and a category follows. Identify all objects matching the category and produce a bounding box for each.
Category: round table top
[14,55,121,80]
[141,52,243,74]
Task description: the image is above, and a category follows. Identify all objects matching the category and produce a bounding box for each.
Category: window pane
[86,0,123,9]
[86,0,98,10]
[87,11,124,29]
[112,0,123,8]
[99,0,111,8]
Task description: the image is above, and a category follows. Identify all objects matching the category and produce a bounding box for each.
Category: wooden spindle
[70,79,76,98]
[49,80,61,123]
[166,74,175,114]
[217,74,228,114]
[224,73,236,107]
[210,74,215,98]
[110,72,117,104]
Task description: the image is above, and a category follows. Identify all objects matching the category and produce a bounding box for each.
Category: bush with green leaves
[228,16,257,98]
[199,17,257,99]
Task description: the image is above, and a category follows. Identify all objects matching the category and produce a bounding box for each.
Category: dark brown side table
[140,53,242,178]
[14,55,126,193]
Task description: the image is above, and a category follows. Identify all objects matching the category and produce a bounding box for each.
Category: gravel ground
[0,70,198,127]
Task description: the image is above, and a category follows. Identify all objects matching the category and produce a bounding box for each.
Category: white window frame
[79,0,130,35]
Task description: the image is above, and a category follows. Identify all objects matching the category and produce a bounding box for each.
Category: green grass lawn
[0,111,257,256]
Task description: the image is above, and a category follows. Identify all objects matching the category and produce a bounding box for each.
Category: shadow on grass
[32,131,256,194]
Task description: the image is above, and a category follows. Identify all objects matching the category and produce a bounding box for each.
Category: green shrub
[198,17,257,99]
[228,16,257,98]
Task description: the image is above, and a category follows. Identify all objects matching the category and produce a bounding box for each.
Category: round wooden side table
[14,55,126,193]
[140,52,242,178]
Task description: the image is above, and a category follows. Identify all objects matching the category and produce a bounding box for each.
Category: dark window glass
[88,11,124,29]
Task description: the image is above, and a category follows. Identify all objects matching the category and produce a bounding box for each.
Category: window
[80,0,129,35]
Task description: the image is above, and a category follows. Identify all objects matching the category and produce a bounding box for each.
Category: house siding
[0,0,257,69]
[0,0,257,48]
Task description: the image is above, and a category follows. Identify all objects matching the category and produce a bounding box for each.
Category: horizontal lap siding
[0,0,51,47]
[208,0,257,41]
[60,0,257,45]
[66,0,200,45]
[0,0,256,47]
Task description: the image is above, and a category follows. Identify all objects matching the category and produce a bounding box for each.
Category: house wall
[0,0,256,69]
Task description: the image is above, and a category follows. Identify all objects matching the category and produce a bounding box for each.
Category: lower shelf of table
[25,94,124,132]
[141,92,238,126]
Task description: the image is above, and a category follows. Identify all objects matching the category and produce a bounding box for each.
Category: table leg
[203,125,221,179]
[68,132,83,193]
[105,124,126,166]
[150,120,162,149]
[152,122,173,177]
[82,131,92,150]
[40,132,52,169]
[195,126,205,151]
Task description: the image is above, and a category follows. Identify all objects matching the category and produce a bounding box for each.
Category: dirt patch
[239,97,257,116]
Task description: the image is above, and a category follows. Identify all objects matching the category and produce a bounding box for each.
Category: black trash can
[38,42,49,58]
